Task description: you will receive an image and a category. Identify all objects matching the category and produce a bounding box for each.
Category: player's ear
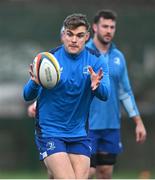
[61,32,65,43]
[92,24,97,33]
[85,31,90,41]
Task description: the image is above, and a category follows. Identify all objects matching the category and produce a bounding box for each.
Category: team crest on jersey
[46,141,56,151]
[83,66,90,75]
[114,57,120,65]
[40,151,48,159]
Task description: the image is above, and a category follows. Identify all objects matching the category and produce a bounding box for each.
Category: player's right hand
[29,64,39,84]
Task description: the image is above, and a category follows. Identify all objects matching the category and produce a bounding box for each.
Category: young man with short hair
[23,13,110,179]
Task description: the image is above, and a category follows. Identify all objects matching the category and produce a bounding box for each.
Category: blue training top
[87,39,139,129]
[23,45,110,138]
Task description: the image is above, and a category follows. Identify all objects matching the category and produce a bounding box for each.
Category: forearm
[94,85,109,101]
[121,94,139,117]
[23,79,41,101]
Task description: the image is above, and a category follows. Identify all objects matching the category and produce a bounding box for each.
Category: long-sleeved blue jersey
[23,45,110,138]
[87,39,139,129]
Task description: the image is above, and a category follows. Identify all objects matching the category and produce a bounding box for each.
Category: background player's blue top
[87,39,139,129]
[23,45,110,138]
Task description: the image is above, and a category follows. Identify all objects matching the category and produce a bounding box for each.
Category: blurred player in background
[87,9,147,179]
[23,13,110,179]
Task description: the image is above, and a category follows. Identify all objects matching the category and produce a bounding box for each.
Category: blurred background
[0,0,155,178]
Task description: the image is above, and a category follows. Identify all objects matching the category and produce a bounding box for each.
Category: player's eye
[66,32,73,37]
[110,25,115,29]
[102,25,108,28]
[76,33,86,38]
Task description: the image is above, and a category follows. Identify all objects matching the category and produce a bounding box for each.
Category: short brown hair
[63,13,90,31]
[93,9,117,24]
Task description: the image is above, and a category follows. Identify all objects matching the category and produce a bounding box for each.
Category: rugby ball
[33,52,61,89]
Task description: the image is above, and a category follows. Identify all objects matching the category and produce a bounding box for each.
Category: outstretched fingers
[98,68,103,79]
[88,66,94,76]
[88,66,104,91]
[29,64,39,84]
[29,64,34,78]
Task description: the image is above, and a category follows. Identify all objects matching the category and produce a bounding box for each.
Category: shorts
[35,136,92,160]
[88,129,123,154]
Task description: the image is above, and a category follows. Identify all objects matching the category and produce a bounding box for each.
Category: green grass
[0,170,47,179]
[0,169,154,179]
[113,170,154,179]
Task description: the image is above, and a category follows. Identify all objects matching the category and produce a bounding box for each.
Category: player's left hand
[135,119,147,144]
[88,66,103,91]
